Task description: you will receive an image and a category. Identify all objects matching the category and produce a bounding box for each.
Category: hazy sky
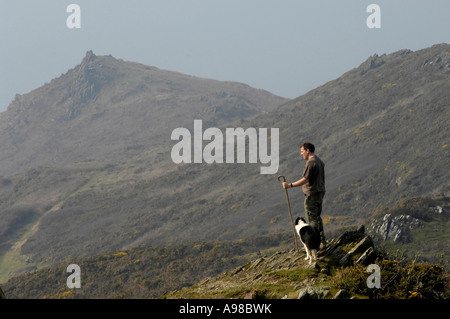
[1,0,449,111]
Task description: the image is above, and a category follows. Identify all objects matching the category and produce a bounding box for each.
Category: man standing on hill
[282,142,326,248]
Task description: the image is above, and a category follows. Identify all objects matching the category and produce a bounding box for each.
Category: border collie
[295,217,321,264]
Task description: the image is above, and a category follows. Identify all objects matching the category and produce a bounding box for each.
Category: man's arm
[282,177,308,189]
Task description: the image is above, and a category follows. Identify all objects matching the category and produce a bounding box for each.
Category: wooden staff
[278,175,299,252]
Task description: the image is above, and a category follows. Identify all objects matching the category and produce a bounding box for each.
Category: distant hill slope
[0,51,287,281]
[0,44,449,284]
[0,51,287,177]
[257,43,450,223]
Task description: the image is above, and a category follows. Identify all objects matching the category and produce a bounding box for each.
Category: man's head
[300,142,315,160]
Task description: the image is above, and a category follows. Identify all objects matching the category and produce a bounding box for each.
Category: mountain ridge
[0,50,288,177]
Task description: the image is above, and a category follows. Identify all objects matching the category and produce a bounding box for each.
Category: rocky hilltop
[0,51,287,282]
[162,225,448,299]
[0,51,287,176]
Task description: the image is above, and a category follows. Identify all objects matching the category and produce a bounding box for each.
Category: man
[282,142,326,248]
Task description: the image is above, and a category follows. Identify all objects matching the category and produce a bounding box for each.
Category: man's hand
[282,182,289,189]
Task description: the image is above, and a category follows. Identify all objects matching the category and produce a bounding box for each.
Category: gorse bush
[331,259,448,299]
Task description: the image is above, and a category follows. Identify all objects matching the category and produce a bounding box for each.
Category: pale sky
[1,0,449,111]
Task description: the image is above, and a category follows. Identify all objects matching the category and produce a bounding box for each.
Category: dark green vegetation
[2,234,291,298]
[0,44,449,298]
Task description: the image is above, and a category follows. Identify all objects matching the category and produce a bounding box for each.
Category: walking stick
[278,175,299,252]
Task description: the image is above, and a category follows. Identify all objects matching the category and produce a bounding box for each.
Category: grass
[269,266,319,282]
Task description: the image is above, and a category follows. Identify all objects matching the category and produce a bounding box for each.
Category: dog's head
[295,217,307,226]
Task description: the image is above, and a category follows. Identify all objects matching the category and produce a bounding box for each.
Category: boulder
[320,225,366,259]
[339,236,374,266]
[297,286,330,299]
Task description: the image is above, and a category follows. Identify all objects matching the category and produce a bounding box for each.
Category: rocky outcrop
[359,54,386,75]
[0,286,6,299]
[297,286,330,299]
[319,225,377,266]
[339,236,374,266]
[368,213,423,243]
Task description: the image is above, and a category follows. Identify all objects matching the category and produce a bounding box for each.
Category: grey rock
[355,246,377,265]
[298,286,330,299]
[369,213,423,243]
[339,236,373,265]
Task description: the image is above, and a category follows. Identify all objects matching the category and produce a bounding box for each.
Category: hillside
[1,44,449,287]
[1,234,292,299]
[253,44,450,224]
[0,52,287,282]
[162,225,448,300]
[2,216,447,299]
[0,51,287,177]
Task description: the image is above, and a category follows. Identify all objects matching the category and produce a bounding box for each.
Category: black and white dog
[295,217,321,264]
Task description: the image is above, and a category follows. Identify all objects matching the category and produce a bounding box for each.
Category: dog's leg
[303,244,310,260]
[306,248,312,262]
[311,249,317,261]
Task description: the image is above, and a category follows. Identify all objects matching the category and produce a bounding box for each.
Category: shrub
[331,259,448,299]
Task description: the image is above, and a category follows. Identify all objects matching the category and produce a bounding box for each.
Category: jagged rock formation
[365,196,448,246]
[368,213,423,243]
[0,286,5,299]
[62,51,105,120]
[319,225,377,266]
[359,53,387,75]
[0,50,287,177]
